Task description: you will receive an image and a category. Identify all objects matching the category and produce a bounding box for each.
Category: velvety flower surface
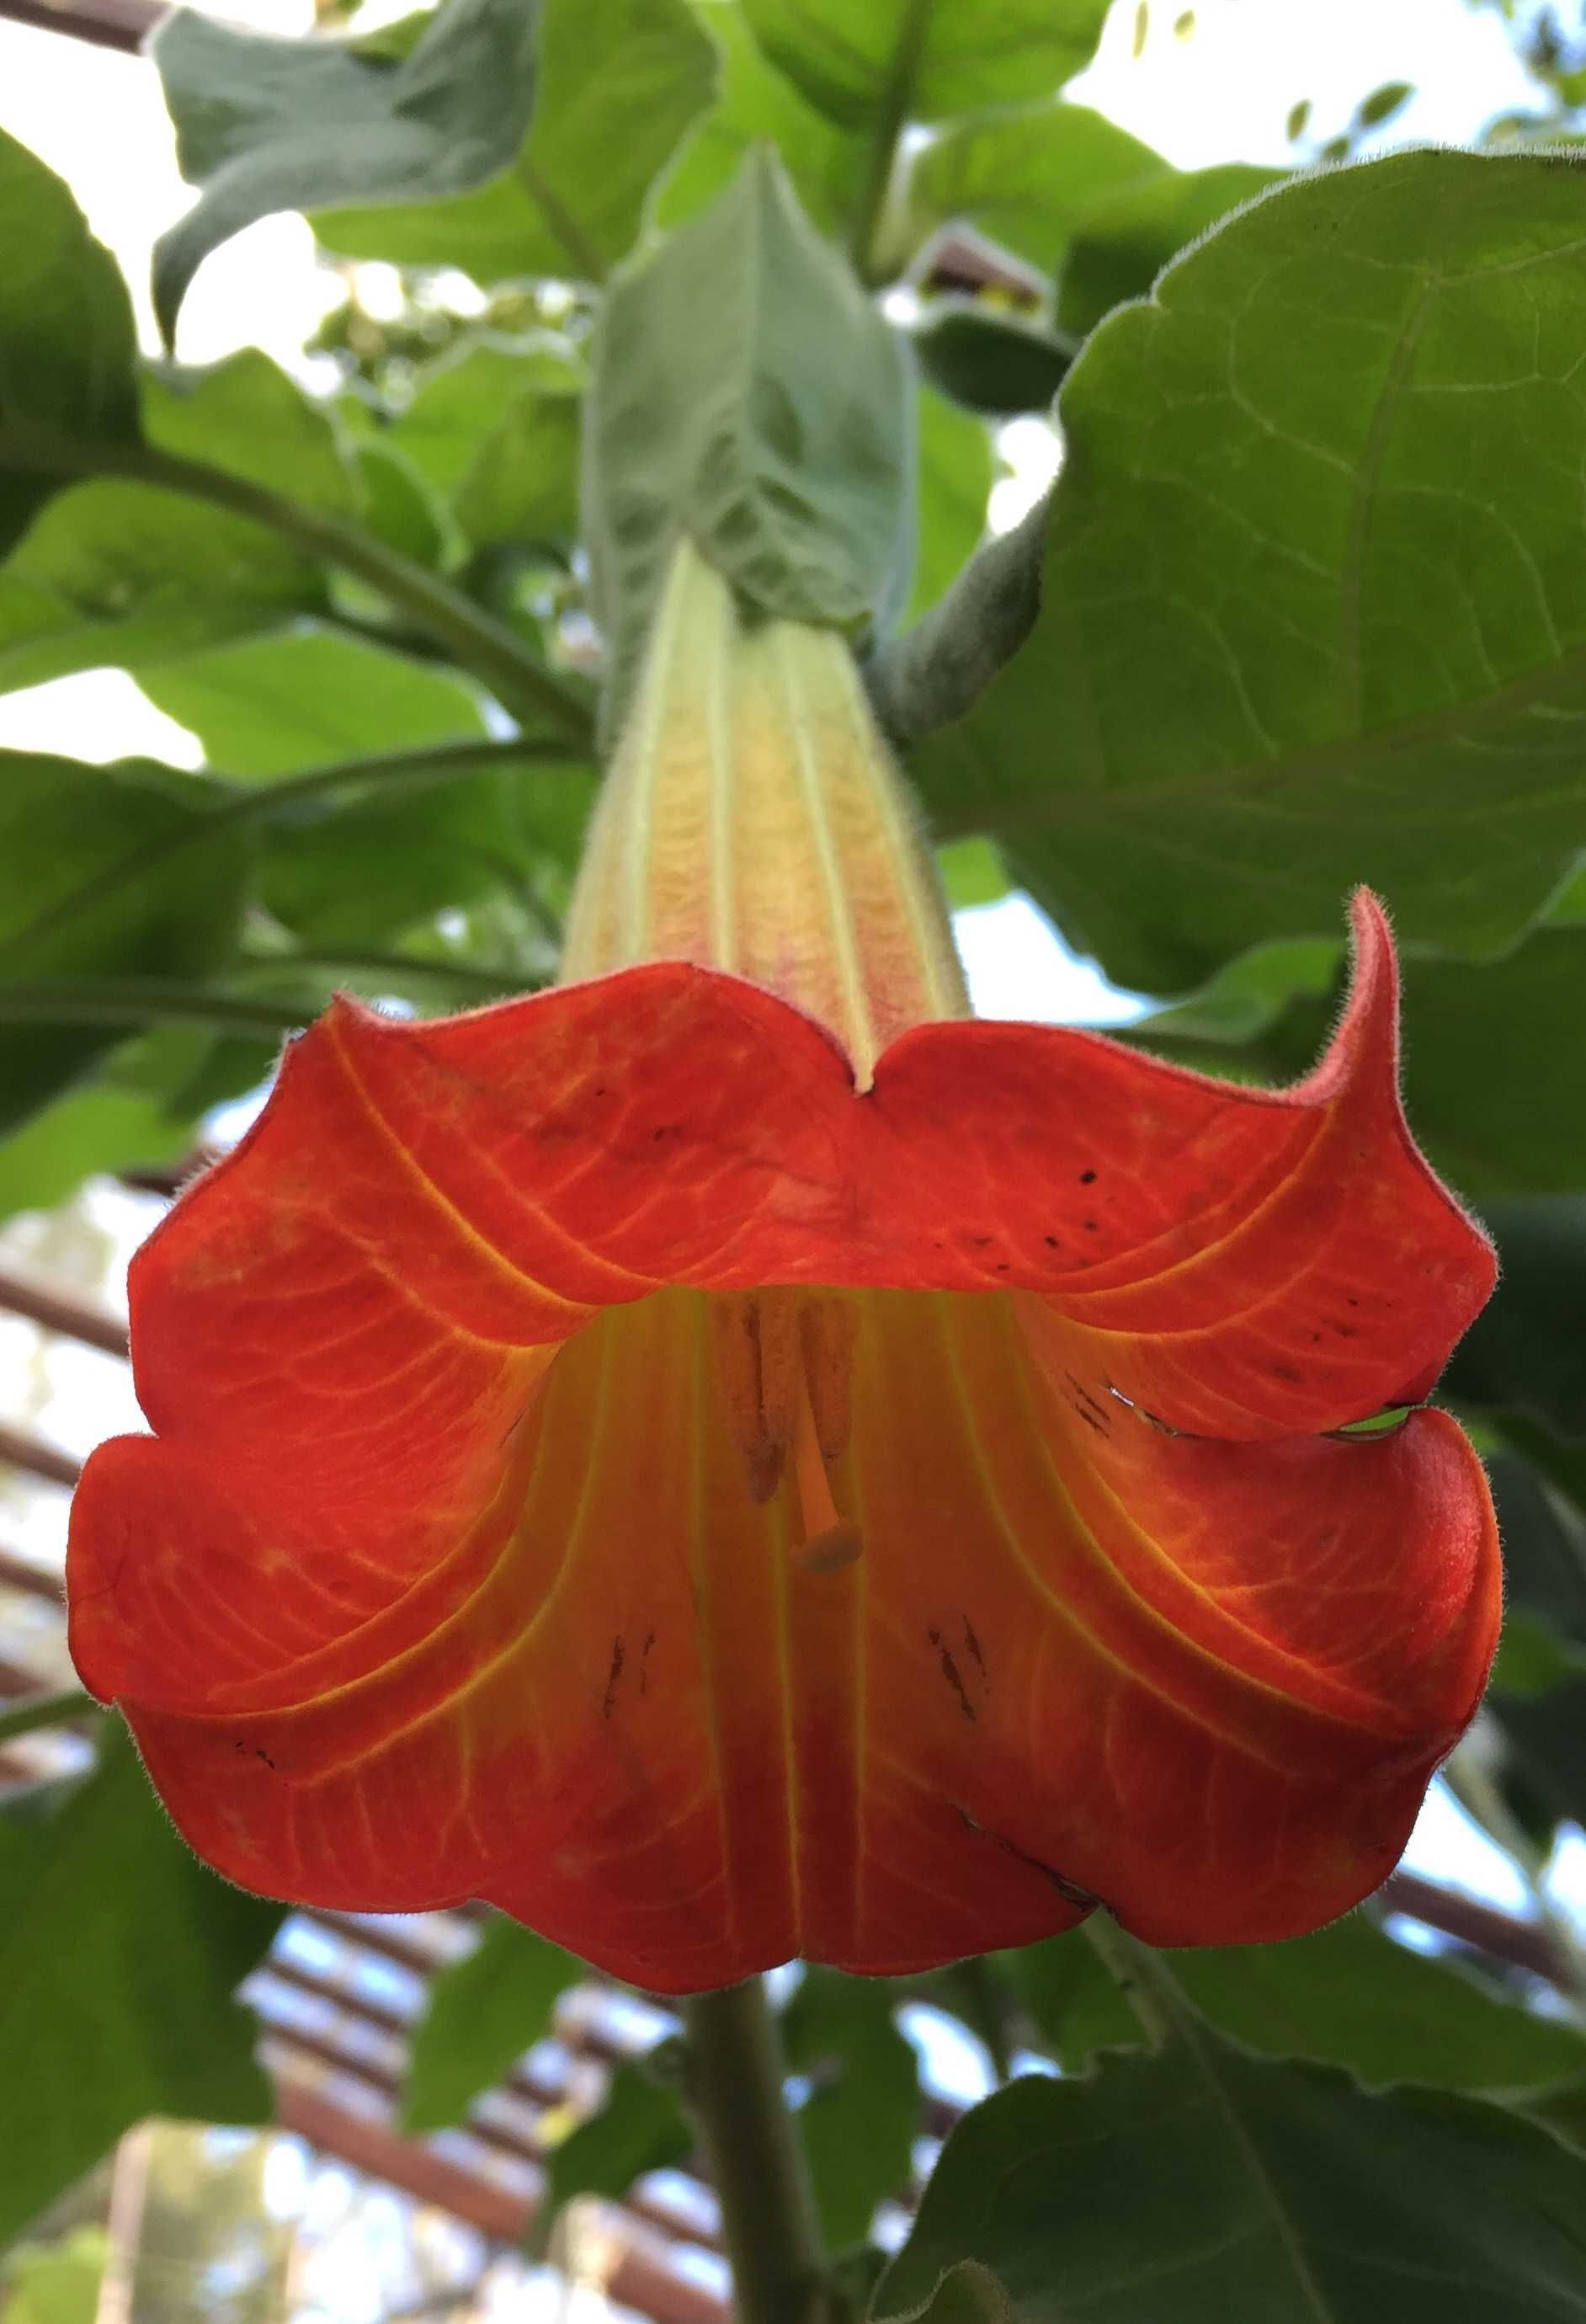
[67,549,1500,1993]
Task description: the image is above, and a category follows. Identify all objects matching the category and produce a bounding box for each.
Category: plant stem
[0,977,311,1037]
[1082,1914,1176,2050]
[0,1687,99,1745]
[0,421,594,743]
[848,0,934,284]
[239,946,547,997]
[682,1980,826,2324]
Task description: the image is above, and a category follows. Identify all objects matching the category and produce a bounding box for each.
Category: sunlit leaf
[402,1913,581,2133]
[898,151,1586,990]
[0,1725,279,2249]
[741,0,1108,130]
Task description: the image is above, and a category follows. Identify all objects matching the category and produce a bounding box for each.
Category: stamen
[790,1303,861,1575]
[711,1294,799,1501]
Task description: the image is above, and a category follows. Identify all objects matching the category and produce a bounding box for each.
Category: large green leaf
[657,0,866,240]
[1445,1201,1586,1431]
[0,355,350,699]
[1131,920,1586,1197]
[876,2027,1586,2322]
[317,0,716,285]
[389,335,583,552]
[908,386,992,622]
[151,0,542,338]
[141,630,595,946]
[898,151,1586,993]
[740,0,1108,130]
[140,627,492,775]
[907,103,1280,336]
[0,1726,280,2249]
[402,1914,581,2134]
[586,149,912,727]
[1014,1916,1586,2094]
[0,131,139,557]
[143,353,359,515]
[0,756,251,1132]
[783,1971,920,2253]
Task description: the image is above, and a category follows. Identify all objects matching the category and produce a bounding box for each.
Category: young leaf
[402,1914,581,2134]
[782,1970,920,2253]
[0,757,252,1133]
[151,0,543,338]
[0,130,140,557]
[741,0,1109,130]
[876,2023,1586,2321]
[529,2065,692,2257]
[315,0,717,285]
[0,1724,280,2250]
[899,150,1586,992]
[906,101,1280,334]
[585,149,913,728]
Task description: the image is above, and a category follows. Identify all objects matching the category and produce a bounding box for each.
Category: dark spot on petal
[971,1235,993,1248]
[1309,1330,1323,1343]
[602,1636,625,1719]
[1083,1219,1099,1234]
[1044,1234,1060,1248]
[1079,1169,1097,1185]
[938,1644,977,1721]
[1273,1363,1302,1383]
[963,1618,987,1680]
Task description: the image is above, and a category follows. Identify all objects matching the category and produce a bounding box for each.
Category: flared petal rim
[66,893,1501,1986]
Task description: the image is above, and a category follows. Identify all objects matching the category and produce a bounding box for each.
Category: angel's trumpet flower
[67,543,1499,1991]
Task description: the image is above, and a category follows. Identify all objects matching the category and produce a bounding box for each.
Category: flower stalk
[682,1980,827,2324]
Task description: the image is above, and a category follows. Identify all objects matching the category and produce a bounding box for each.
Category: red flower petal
[67,894,1498,1985]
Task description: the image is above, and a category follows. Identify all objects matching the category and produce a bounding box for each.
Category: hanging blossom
[67,544,1500,1993]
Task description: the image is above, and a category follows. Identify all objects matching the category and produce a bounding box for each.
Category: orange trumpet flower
[68,544,1500,1992]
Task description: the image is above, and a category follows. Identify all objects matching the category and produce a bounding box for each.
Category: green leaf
[740,0,1108,130]
[1445,1201,1586,1431]
[144,353,358,514]
[657,0,866,240]
[1487,1449,1586,1644]
[352,440,448,570]
[1014,1916,1586,2093]
[1354,79,1414,131]
[0,130,139,557]
[884,2260,1014,2324]
[876,2027,1586,2322]
[2,2229,108,2324]
[141,626,493,775]
[937,836,1009,910]
[908,386,992,622]
[782,1970,919,2254]
[901,151,1586,994]
[141,630,594,946]
[586,149,912,728]
[907,102,1280,335]
[912,306,1075,418]
[0,757,251,1133]
[317,0,717,285]
[0,1078,192,1223]
[530,2064,692,2257]
[0,493,320,701]
[0,1725,280,2249]
[151,0,543,339]
[392,332,585,513]
[402,1914,581,2134]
